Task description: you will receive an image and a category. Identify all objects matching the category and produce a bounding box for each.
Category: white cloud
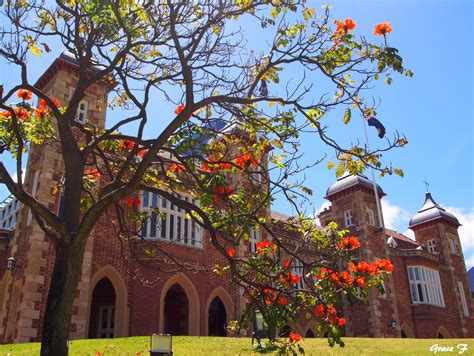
[442,206,474,251]
[381,199,411,231]
[465,254,474,270]
[315,201,332,226]
[11,168,25,184]
[402,229,415,240]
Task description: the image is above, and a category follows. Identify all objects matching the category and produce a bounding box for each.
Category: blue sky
[1,1,473,268]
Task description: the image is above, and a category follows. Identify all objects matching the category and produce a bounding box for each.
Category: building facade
[0,54,473,343]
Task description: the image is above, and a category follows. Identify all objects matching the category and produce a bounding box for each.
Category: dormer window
[76,100,88,124]
[344,210,353,227]
[427,239,438,254]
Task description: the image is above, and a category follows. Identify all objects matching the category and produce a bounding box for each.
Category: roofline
[34,53,117,92]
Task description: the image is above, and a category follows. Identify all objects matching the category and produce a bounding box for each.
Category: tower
[0,52,111,342]
[408,192,473,337]
[323,173,401,337]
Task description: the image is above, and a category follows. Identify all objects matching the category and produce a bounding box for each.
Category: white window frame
[407,266,445,307]
[458,282,469,316]
[76,100,88,124]
[249,228,261,254]
[367,208,375,226]
[140,191,202,248]
[449,239,456,254]
[426,239,438,254]
[344,209,353,227]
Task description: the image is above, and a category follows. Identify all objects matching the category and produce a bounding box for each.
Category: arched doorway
[88,277,116,338]
[164,284,189,335]
[208,297,227,336]
[437,326,450,339]
[401,330,407,338]
[305,329,315,338]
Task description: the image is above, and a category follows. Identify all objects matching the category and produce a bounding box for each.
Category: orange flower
[14,107,29,120]
[289,332,302,343]
[126,197,141,207]
[34,107,48,119]
[277,296,288,305]
[120,139,135,151]
[38,96,61,111]
[356,276,366,288]
[377,259,394,272]
[174,104,185,115]
[336,236,361,250]
[338,317,347,327]
[367,263,379,276]
[201,163,211,172]
[340,271,354,285]
[314,304,325,317]
[348,262,357,272]
[226,247,236,257]
[374,22,393,36]
[357,261,369,273]
[256,240,270,254]
[283,259,290,269]
[84,169,100,180]
[334,18,357,35]
[234,153,259,169]
[0,110,12,119]
[17,89,32,101]
[169,163,186,173]
[289,273,301,284]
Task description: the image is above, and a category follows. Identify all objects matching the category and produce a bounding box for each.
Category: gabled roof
[408,192,460,228]
[385,228,421,249]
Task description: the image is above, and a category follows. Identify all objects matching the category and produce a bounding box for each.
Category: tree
[0,1,410,355]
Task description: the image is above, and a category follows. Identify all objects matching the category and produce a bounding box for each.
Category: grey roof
[59,51,106,72]
[325,172,385,198]
[408,192,460,228]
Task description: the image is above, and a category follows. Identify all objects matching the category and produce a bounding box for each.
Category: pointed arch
[304,321,318,338]
[86,265,129,338]
[400,323,414,338]
[205,287,233,336]
[436,325,450,339]
[159,273,200,335]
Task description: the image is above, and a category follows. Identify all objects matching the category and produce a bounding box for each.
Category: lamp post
[390,320,397,330]
[6,256,16,271]
[150,334,172,356]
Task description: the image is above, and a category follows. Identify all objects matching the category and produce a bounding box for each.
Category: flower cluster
[289,332,302,343]
[201,157,232,172]
[374,22,393,36]
[336,236,361,250]
[256,239,277,254]
[168,163,186,173]
[119,139,146,157]
[334,18,357,36]
[212,185,234,202]
[234,153,259,169]
[226,247,236,257]
[279,271,301,286]
[314,304,346,327]
[17,89,33,101]
[126,197,142,207]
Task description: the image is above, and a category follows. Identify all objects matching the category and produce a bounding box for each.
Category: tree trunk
[40,239,87,356]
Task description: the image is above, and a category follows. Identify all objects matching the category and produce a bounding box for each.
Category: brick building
[0,53,473,344]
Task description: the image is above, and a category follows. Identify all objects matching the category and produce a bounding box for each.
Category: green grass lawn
[0,336,472,355]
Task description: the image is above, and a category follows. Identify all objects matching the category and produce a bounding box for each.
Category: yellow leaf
[327,161,335,170]
[270,8,278,19]
[29,43,42,56]
[211,24,220,35]
[268,101,275,107]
